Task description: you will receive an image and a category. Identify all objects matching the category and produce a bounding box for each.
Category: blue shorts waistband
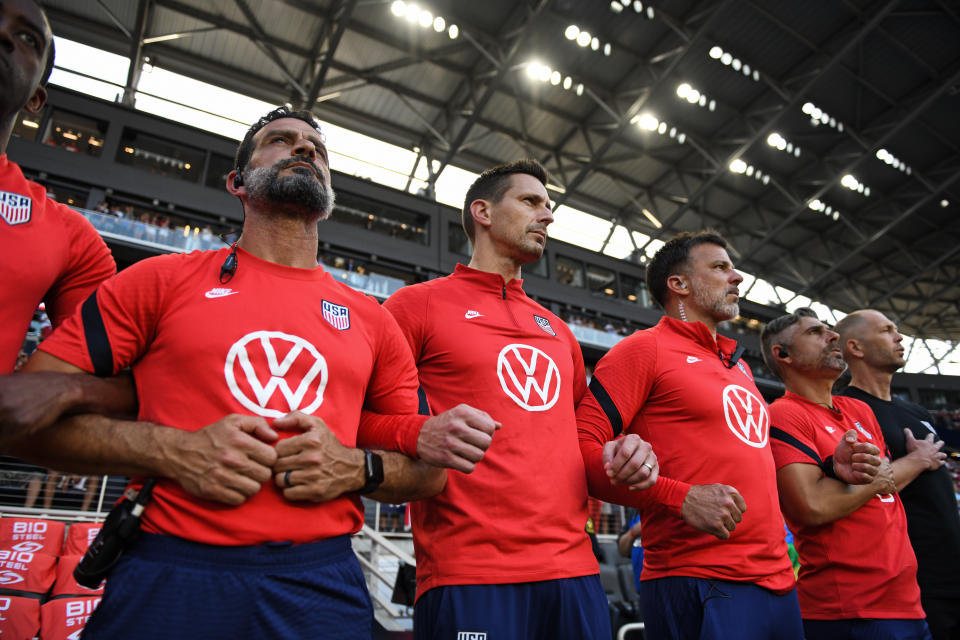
[130,533,354,570]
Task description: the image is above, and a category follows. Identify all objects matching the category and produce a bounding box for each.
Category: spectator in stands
[761,307,943,640]
[835,309,960,640]
[382,159,658,639]
[576,231,880,640]
[0,0,115,386]
[6,105,500,639]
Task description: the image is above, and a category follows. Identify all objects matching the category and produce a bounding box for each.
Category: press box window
[526,254,548,278]
[12,105,48,143]
[448,223,471,256]
[332,193,429,245]
[556,255,584,287]
[116,129,204,183]
[41,109,107,157]
[586,264,617,298]
[205,153,235,190]
[620,273,650,306]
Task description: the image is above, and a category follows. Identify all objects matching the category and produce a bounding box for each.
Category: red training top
[40,247,422,546]
[0,155,115,372]
[383,264,598,598]
[769,392,924,619]
[577,316,796,593]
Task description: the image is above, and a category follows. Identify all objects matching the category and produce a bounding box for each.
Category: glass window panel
[115,128,205,183]
[556,255,584,288]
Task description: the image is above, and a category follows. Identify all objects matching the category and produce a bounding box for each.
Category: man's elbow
[418,466,447,499]
[780,498,829,528]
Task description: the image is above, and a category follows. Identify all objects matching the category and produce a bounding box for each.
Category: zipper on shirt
[502,284,520,328]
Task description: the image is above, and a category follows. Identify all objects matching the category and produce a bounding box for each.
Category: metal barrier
[352,524,415,631]
[617,622,645,640]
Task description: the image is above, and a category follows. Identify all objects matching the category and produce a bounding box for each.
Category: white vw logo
[722,384,769,448]
[496,344,561,412]
[224,331,328,418]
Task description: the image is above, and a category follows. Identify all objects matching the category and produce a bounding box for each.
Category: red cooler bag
[0,518,65,556]
[0,594,40,639]
[62,524,101,557]
[40,596,101,640]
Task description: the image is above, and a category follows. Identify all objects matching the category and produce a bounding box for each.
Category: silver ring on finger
[642,462,654,472]
[284,470,294,488]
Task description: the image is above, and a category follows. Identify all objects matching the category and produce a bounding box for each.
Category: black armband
[821,455,838,480]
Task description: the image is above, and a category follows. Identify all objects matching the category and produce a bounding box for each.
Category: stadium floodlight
[676,132,686,144]
[646,5,654,18]
[419,9,432,27]
[405,3,419,22]
[636,113,659,131]
[686,89,700,103]
[709,46,723,59]
[565,25,579,40]
[433,16,445,31]
[550,70,562,85]
[720,52,733,65]
[633,0,643,12]
[390,0,405,17]
[731,58,741,71]
[942,199,950,208]
[730,159,748,174]
[603,43,612,56]
[448,24,459,39]
[563,76,572,90]
[577,31,591,47]
[676,83,691,99]
[591,37,600,51]
[610,1,624,13]
[575,83,584,96]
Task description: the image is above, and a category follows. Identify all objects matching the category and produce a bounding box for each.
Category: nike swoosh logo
[465,310,483,319]
[686,356,701,363]
[205,290,239,299]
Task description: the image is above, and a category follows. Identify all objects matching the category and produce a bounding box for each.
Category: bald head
[836,309,905,374]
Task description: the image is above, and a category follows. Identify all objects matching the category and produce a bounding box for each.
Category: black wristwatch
[357,450,384,494]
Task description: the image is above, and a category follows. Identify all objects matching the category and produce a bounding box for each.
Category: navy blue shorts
[639,576,804,640]
[81,533,372,640]
[803,617,933,640]
[413,575,610,640]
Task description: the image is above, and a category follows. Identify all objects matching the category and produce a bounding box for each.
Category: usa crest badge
[0,190,32,225]
[322,300,350,330]
[533,315,556,336]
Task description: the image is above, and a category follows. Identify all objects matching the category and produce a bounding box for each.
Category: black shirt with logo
[841,386,960,598]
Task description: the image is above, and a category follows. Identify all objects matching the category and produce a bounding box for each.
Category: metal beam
[121,0,151,107]
[425,0,550,184]
[643,0,900,250]
[232,0,306,99]
[303,0,358,109]
[550,1,734,212]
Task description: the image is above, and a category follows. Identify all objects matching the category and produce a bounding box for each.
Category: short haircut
[645,230,728,309]
[833,310,873,345]
[234,105,323,175]
[760,307,819,379]
[461,159,549,242]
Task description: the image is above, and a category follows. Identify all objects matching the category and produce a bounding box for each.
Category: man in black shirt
[836,309,960,640]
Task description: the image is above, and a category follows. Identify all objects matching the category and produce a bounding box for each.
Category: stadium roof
[43,0,960,341]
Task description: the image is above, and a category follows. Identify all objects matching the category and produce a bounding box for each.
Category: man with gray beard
[577,231,880,640]
[9,106,497,639]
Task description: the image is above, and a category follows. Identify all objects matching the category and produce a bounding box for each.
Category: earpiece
[778,347,789,358]
[679,282,686,289]
[232,170,244,188]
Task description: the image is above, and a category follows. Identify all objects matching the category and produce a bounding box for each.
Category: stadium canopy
[43,0,960,342]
